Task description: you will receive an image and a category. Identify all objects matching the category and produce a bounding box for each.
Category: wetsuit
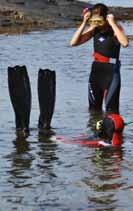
[38,69,56,131]
[8,66,31,135]
[8,67,56,136]
[88,27,121,113]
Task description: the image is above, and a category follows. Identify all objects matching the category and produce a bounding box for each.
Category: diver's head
[96,114,124,141]
[91,3,108,19]
[89,3,108,27]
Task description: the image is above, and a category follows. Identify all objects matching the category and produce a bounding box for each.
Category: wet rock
[7,0,25,5]
[0,0,132,33]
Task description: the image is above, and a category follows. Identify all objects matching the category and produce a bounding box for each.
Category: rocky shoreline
[0,0,132,33]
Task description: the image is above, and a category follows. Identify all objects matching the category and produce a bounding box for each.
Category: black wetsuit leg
[88,62,105,111]
[38,69,56,130]
[88,61,121,113]
[8,66,31,134]
[105,61,121,113]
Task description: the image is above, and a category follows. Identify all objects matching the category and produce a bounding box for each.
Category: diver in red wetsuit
[70,3,128,113]
[53,113,125,148]
[96,113,124,147]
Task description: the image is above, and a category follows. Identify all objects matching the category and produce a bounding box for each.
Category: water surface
[0,22,133,210]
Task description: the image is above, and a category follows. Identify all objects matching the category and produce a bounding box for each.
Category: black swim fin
[38,69,56,131]
[8,65,31,136]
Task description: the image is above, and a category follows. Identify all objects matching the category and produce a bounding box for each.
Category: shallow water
[79,0,133,8]
[0,22,133,210]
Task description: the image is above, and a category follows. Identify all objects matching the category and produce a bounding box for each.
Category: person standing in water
[70,3,128,114]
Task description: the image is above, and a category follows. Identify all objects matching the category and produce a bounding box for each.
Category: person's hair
[91,3,108,19]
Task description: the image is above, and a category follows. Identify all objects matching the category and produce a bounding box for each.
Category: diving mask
[88,16,105,26]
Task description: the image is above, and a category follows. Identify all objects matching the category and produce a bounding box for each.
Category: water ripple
[0,25,133,210]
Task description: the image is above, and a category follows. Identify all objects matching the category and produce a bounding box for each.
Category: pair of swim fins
[8,66,56,136]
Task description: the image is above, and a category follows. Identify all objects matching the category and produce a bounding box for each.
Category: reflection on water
[84,148,124,210]
[0,24,133,210]
[9,138,33,188]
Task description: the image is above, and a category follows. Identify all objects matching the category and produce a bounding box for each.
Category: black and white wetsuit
[88,27,121,113]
